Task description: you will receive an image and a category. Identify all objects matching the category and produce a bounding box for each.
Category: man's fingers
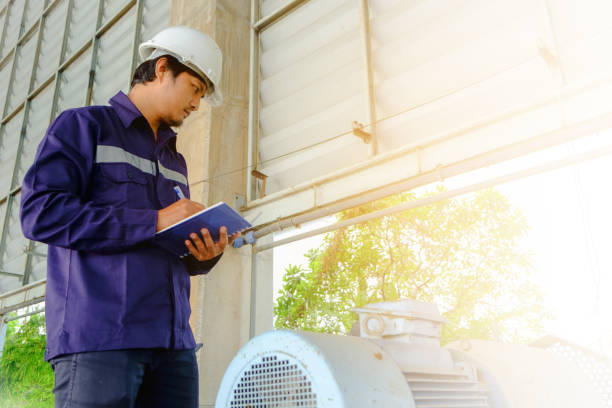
[217,227,228,252]
[190,232,208,254]
[185,239,202,260]
[200,228,216,253]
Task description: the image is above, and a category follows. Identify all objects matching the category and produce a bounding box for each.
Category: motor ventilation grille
[230,354,318,408]
[543,340,612,407]
[405,371,490,408]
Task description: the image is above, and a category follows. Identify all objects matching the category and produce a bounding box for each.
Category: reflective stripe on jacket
[20,91,220,361]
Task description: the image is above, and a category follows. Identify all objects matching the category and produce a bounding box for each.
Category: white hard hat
[139,26,223,106]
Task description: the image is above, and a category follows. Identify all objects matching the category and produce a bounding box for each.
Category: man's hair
[130,54,202,88]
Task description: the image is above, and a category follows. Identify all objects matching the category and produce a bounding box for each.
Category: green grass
[0,313,53,408]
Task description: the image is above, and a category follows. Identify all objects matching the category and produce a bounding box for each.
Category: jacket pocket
[91,163,151,207]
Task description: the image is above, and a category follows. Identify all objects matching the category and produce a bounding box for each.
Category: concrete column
[170,1,272,406]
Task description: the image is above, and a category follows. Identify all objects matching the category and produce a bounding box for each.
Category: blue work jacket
[20,91,220,361]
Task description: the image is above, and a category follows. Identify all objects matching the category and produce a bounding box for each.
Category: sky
[272,129,612,355]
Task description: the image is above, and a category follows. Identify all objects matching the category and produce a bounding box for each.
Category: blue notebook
[154,202,252,258]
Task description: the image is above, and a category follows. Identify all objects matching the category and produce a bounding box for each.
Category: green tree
[274,188,547,344]
[0,312,53,408]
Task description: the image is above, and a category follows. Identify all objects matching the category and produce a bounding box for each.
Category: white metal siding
[63,0,99,61]
[248,0,612,225]
[139,0,170,61]
[102,0,131,25]
[14,82,54,187]
[6,29,37,113]
[0,0,24,58]
[0,192,27,280]
[56,48,92,113]
[91,7,136,106]
[21,0,45,35]
[258,0,369,194]
[0,0,170,291]
[0,55,13,117]
[370,0,558,153]
[260,0,294,18]
[34,0,68,88]
[0,111,22,196]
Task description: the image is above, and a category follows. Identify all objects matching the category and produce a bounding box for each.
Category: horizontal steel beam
[254,141,612,252]
[253,0,309,32]
[0,278,45,315]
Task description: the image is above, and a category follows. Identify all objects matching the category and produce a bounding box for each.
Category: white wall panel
[28,241,47,282]
[14,82,54,187]
[260,0,294,19]
[548,0,612,86]
[22,0,44,34]
[0,9,6,50]
[91,6,135,105]
[0,0,24,58]
[258,0,367,194]
[138,0,170,61]
[56,48,92,113]
[34,0,68,88]
[0,193,27,280]
[101,0,131,25]
[0,55,13,117]
[370,0,557,153]
[63,0,99,61]
[0,0,170,291]
[0,201,13,292]
[6,29,37,114]
[0,109,23,195]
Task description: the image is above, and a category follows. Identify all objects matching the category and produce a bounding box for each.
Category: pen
[173,186,185,200]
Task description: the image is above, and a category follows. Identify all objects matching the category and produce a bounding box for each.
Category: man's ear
[154,57,169,82]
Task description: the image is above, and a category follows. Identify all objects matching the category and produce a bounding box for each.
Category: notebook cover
[154,202,252,258]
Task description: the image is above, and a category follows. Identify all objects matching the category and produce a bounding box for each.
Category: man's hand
[185,226,240,261]
[156,198,205,232]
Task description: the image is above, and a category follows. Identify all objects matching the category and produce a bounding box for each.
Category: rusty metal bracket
[352,121,371,144]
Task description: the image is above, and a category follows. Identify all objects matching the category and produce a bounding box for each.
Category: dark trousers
[50,348,198,408]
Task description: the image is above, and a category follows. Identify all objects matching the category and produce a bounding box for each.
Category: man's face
[158,69,207,127]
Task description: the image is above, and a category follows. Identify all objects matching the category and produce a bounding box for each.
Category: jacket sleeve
[183,253,223,275]
[20,110,158,252]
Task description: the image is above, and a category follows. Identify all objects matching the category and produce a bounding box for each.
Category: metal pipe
[248,0,261,341]
[249,246,257,339]
[246,0,259,202]
[0,296,45,315]
[253,142,612,252]
[129,0,144,76]
[253,0,309,33]
[3,307,44,323]
[0,318,6,360]
[357,0,377,155]
[0,277,46,301]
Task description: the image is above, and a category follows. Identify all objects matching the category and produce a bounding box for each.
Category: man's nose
[190,97,200,111]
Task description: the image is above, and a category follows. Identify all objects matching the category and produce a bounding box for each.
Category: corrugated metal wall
[0,0,169,293]
[252,0,612,202]
[258,0,370,193]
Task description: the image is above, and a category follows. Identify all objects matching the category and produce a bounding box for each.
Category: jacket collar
[109,91,177,148]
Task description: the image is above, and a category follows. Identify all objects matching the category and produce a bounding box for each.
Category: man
[20,26,234,407]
